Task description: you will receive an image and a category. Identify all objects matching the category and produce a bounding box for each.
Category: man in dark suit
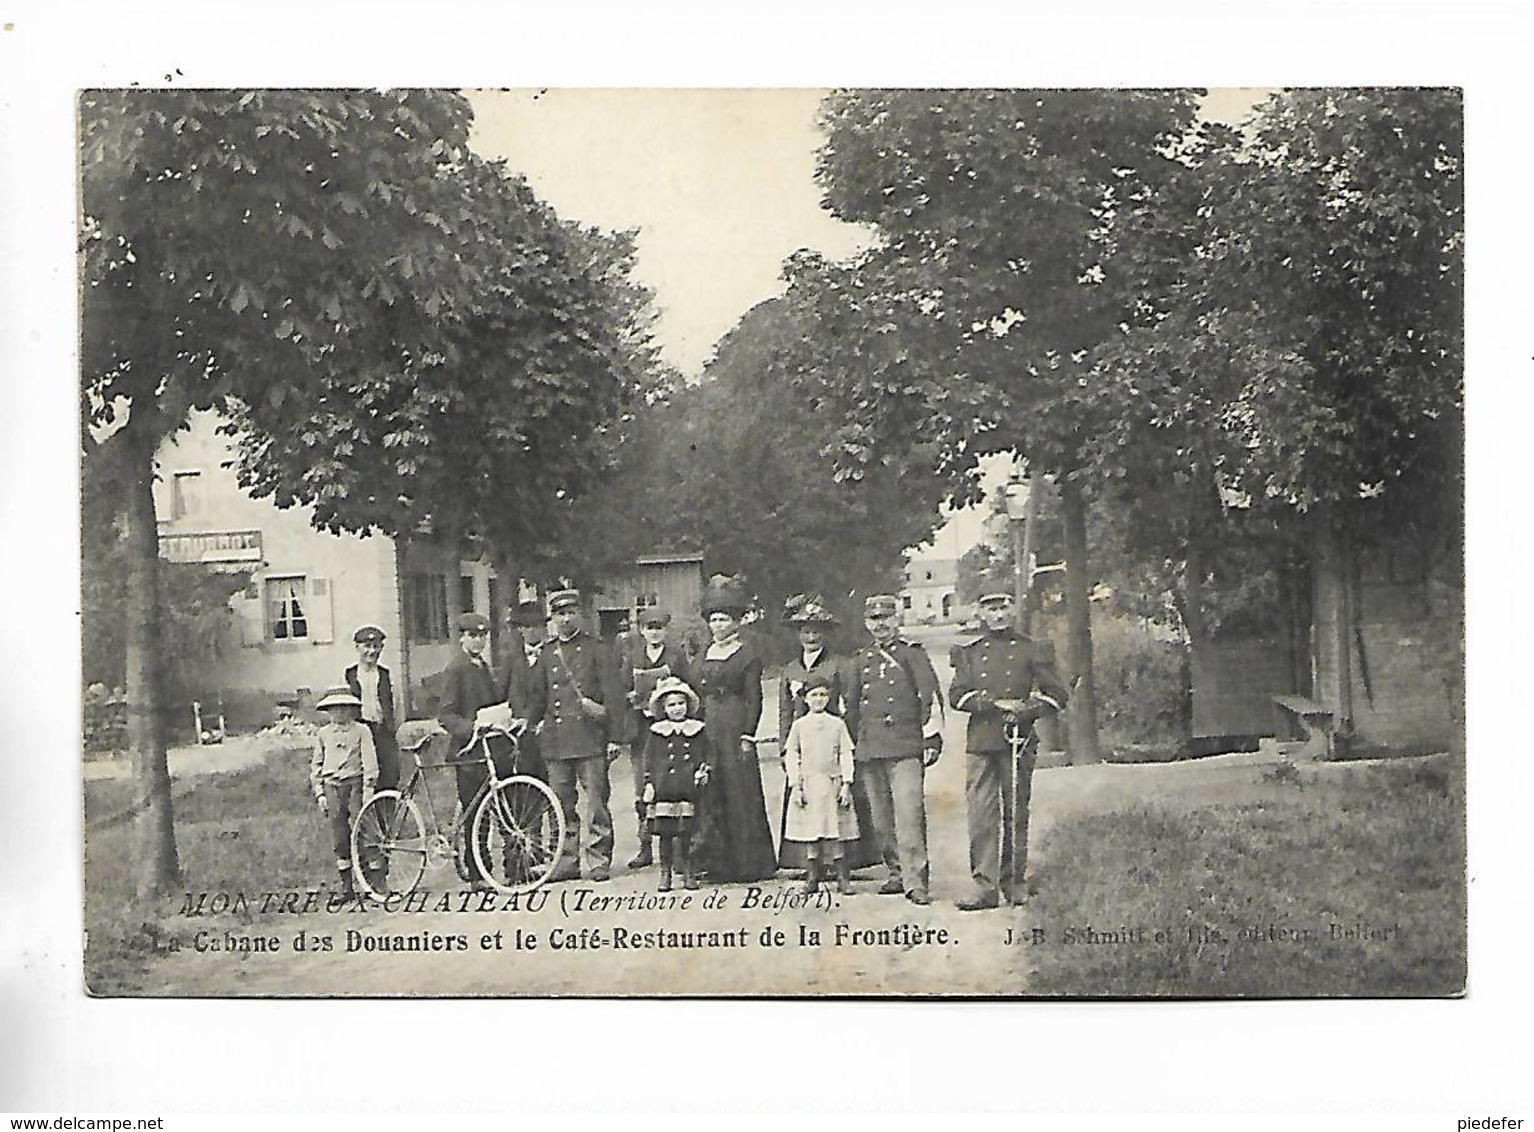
[948,590,1069,910]
[845,594,944,906]
[524,589,623,882]
[344,624,398,793]
[614,607,690,869]
[435,611,505,887]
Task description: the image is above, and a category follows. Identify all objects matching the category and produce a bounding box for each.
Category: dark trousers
[365,720,399,792]
[456,735,518,875]
[546,754,613,874]
[323,778,363,870]
[860,757,929,895]
[966,748,1036,897]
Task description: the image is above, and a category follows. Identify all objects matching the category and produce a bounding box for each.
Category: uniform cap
[864,594,900,617]
[455,611,491,633]
[547,589,583,614]
[639,608,672,628]
[977,591,1016,608]
[352,624,386,644]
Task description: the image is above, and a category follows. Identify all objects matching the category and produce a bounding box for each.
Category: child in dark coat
[641,677,711,892]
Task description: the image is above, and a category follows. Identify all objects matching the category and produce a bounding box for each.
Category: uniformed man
[524,589,623,882]
[948,591,1069,910]
[845,594,944,905]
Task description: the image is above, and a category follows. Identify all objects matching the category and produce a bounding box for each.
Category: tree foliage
[79,89,658,893]
[559,295,951,635]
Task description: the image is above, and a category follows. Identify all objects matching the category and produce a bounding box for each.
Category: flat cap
[977,591,1016,608]
[864,594,900,617]
[455,611,491,633]
[639,608,672,628]
[803,670,835,692]
[352,624,386,644]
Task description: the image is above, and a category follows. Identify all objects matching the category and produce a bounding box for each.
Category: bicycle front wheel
[351,791,426,899]
[472,776,566,894]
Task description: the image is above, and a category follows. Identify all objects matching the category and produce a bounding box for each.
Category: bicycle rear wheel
[351,791,426,899]
[472,776,565,894]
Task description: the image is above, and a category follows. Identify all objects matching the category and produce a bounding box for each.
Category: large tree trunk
[121,422,181,897]
[1059,480,1101,765]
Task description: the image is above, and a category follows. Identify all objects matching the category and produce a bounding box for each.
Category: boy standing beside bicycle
[311,686,379,900]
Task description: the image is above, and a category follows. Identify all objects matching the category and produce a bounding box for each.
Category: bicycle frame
[399,726,521,846]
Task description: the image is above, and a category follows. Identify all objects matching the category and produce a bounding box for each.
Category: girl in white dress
[781,670,860,894]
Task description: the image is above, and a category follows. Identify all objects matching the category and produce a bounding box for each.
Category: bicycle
[350,716,565,898]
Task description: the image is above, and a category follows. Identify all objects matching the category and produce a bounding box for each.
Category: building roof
[635,552,705,566]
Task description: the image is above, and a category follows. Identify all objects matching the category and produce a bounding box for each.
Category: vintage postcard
[79,86,1466,999]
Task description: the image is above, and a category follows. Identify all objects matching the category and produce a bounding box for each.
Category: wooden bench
[1272,695,1337,761]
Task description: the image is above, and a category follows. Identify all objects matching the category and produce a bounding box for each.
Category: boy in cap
[345,625,398,795]
[948,590,1068,909]
[310,686,379,900]
[435,611,505,888]
[616,606,690,869]
[845,594,944,905]
[524,589,623,882]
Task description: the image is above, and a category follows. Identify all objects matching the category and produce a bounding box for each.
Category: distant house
[900,557,966,624]
[152,412,513,725]
[151,412,703,728]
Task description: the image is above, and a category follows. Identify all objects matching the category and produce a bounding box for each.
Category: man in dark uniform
[845,594,944,905]
[948,590,1069,910]
[524,589,623,882]
[434,611,505,888]
[614,607,690,869]
[502,600,547,780]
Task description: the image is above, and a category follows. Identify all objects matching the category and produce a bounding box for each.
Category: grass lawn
[84,746,334,994]
[1023,754,1466,997]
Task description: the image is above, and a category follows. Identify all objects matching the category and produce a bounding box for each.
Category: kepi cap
[547,589,582,615]
[864,594,900,617]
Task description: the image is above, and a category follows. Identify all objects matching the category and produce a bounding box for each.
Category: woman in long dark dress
[691,575,778,883]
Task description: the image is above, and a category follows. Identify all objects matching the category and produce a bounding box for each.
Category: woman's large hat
[783,592,839,627]
[648,675,701,718]
[700,573,751,617]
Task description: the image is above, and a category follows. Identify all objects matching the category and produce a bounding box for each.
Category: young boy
[310,686,379,899]
[782,670,860,894]
[641,676,711,892]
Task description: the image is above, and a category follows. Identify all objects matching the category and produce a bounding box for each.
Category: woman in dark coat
[690,575,778,883]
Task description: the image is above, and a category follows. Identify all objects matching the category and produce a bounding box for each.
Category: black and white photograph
[7,1,1533,1117]
[75,84,1466,999]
